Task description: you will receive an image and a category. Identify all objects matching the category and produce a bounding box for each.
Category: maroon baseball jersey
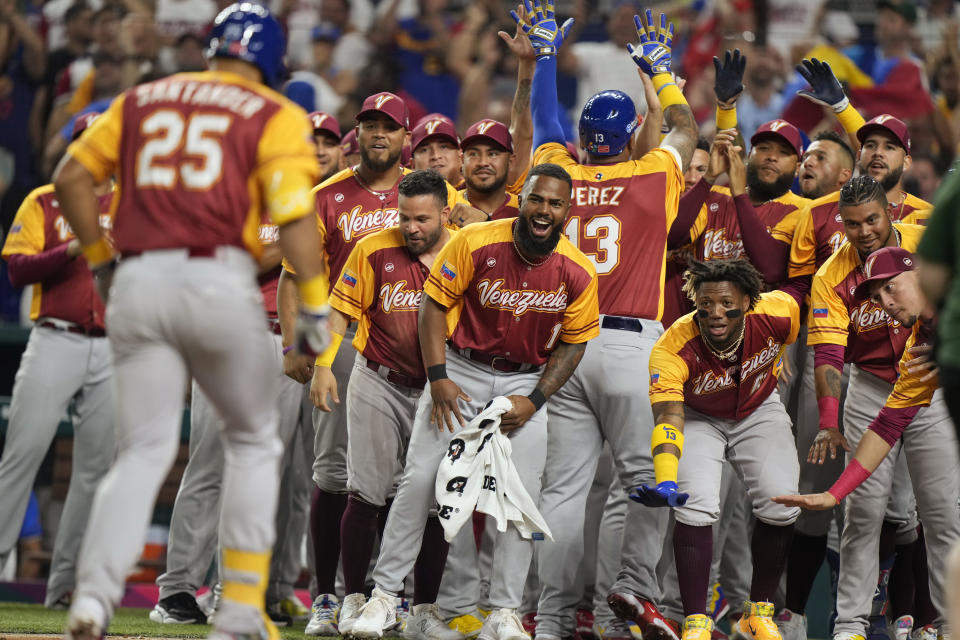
[2,184,113,329]
[649,291,801,420]
[424,218,599,366]
[330,226,452,379]
[67,70,317,258]
[257,222,280,317]
[455,189,520,220]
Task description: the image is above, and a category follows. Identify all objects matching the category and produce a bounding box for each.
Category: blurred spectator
[764,0,827,61]
[903,152,943,201]
[43,4,91,107]
[321,0,371,82]
[737,45,787,138]
[916,0,960,57]
[559,0,648,123]
[155,0,216,72]
[282,22,348,115]
[0,0,46,234]
[172,32,205,73]
[935,53,960,154]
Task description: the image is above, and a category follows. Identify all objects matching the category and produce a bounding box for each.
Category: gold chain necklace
[700,320,746,361]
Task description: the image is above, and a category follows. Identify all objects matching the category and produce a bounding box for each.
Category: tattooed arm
[661,103,698,171]
[810,352,851,464]
[500,340,587,430]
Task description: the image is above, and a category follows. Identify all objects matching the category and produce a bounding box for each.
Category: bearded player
[52,4,331,639]
[520,5,698,640]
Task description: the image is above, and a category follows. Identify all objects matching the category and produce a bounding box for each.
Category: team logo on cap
[903,257,913,267]
[767,120,790,131]
[425,119,443,135]
[875,115,895,125]
[476,121,496,135]
[374,94,394,110]
[312,113,328,128]
[864,254,879,277]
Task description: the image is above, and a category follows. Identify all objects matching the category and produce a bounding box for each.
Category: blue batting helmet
[579,90,638,156]
[205,3,286,88]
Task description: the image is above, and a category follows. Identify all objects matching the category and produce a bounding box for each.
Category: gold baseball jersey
[648,290,801,420]
[424,218,599,366]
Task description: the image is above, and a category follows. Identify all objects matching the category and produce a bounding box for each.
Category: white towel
[434,396,552,543]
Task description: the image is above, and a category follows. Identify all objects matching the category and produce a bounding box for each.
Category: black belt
[365,358,427,390]
[450,343,540,373]
[601,315,643,333]
[38,320,106,337]
[121,247,219,259]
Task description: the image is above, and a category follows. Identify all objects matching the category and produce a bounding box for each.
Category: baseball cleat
[339,593,367,637]
[522,612,536,636]
[351,587,399,639]
[305,593,340,636]
[575,609,596,640]
[773,609,805,640]
[265,602,293,628]
[736,602,781,640]
[65,596,107,640]
[478,608,530,640]
[891,616,914,640]
[398,598,411,632]
[150,593,210,624]
[593,619,634,640]
[680,614,713,640]
[607,592,679,640]
[403,603,465,640]
[276,595,310,621]
[449,613,485,638]
[831,634,866,640]
[707,584,729,622]
[911,625,938,640]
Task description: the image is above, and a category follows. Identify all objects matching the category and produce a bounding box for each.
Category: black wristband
[527,388,547,412]
[427,364,448,382]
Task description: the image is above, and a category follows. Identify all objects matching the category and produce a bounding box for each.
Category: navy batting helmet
[579,90,638,156]
[206,3,286,88]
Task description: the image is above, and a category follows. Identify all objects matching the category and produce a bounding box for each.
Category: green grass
[0,602,372,638]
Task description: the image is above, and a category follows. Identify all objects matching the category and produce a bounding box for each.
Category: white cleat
[351,587,399,639]
[403,603,465,640]
[305,593,340,636]
[478,609,530,640]
[65,597,107,640]
[340,593,367,637]
[774,609,806,640]
[891,616,914,640]
[911,626,938,640]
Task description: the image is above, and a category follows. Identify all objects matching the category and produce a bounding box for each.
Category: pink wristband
[827,459,871,502]
[282,345,294,355]
[817,396,839,430]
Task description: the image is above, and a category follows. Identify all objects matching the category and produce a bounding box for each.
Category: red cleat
[606,592,680,640]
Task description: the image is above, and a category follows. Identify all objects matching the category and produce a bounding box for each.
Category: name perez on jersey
[337,205,400,243]
[572,185,624,207]
[476,279,569,317]
[379,280,423,313]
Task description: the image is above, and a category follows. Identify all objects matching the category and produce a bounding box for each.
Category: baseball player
[0,113,113,610]
[455,120,520,221]
[411,114,464,189]
[775,245,960,640]
[342,130,361,169]
[349,162,599,640]
[51,5,331,640]
[797,131,855,201]
[806,176,930,640]
[310,111,345,183]
[521,6,698,640]
[149,220,315,627]
[277,91,462,636]
[642,258,805,640]
[308,169,461,640]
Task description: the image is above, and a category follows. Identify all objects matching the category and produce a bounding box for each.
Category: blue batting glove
[626,9,674,75]
[511,0,574,58]
[630,481,689,508]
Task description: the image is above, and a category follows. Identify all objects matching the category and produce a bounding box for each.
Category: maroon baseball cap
[355,91,409,129]
[853,246,916,300]
[309,111,342,141]
[461,119,513,153]
[751,120,804,157]
[341,129,359,156]
[72,111,101,141]
[857,114,911,154]
[411,115,459,151]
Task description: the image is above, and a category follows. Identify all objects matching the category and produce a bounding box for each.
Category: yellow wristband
[651,422,684,454]
[653,451,680,484]
[716,106,738,131]
[314,332,343,368]
[297,273,329,309]
[652,73,688,110]
[836,103,865,137]
[81,237,115,267]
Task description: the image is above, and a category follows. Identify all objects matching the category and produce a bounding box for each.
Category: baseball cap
[461,119,513,153]
[853,246,916,300]
[877,0,917,24]
[309,111,342,141]
[857,114,911,154]
[750,120,804,157]
[411,114,459,151]
[72,112,101,141]
[311,22,341,42]
[356,92,409,130]
[341,129,359,156]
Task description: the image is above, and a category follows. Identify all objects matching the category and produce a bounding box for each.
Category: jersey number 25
[137,110,230,190]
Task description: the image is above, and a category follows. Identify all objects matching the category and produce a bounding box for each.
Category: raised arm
[499,13,536,185]
[796,58,865,154]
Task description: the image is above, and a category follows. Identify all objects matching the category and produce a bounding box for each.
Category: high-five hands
[509,0,574,58]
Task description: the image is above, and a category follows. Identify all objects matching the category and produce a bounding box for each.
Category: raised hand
[498,4,536,62]
[796,58,849,112]
[713,48,746,106]
[509,0,574,58]
[626,9,675,76]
